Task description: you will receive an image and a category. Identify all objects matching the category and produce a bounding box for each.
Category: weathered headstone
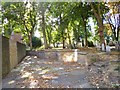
[106,45,111,53]
[102,43,105,51]
[96,44,101,51]
[74,49,78,62]
[77,42,82,48]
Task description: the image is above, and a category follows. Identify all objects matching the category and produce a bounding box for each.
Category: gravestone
[115,41,120,51]
[74,49,78,62]
[77,42,82,48]
[96,44,101,50]
[106,45,111,53]
[102,43,105,51]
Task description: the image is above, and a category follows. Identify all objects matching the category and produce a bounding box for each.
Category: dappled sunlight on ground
[58,52,78,63]
[42,74,58,80]
[21,72,31,78]
[2,53,89,88]
[8,80,15,85]
[2,50,119,88]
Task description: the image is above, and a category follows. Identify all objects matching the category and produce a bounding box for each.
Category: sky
[34,30,40,37]
[88,17,95,36]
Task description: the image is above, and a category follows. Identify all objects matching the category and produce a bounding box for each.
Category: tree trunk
[27,33,32,50]
[82,39,84,47]
[116,26,119,41]
[59,14,65,49]
[68,32,72,48]
[112,26,116,41]
[42,9,48,49]
[46,29,51,46]
[62,29,65,48]
[63,38,65,48]
[81,15,88,47]
[29,34,32,50]
[108,19,117,41]
[90,3,105,46]
[84,21,88,47]
[53,43,55,48]
[98,19,105,45]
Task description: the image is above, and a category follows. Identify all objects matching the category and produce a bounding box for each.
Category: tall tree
[2,2,19,37]
[75,2,91,47]
[19,2,37,50]
[90,2,108,45]
[2,2,37,50]
[38,2,49,49]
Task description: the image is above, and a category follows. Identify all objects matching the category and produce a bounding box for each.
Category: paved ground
[2,55,92,88]
[2,50,119,88]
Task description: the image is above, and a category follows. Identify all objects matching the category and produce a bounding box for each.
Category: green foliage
[32,36,42,48]
[88,41,94,47]
[1,2,113,49]
[112,84,120,88]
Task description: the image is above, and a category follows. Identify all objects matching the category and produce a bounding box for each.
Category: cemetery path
[2,55,92,88]
[2,50,119,88]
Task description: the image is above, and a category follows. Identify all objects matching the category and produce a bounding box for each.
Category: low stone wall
[9,40,18,70]
[1,36,26,78]
[1,36,10,78]
[0,36,2,90]
[17,42,26,63]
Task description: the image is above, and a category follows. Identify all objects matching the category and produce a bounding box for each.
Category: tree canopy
[1,1,120,50]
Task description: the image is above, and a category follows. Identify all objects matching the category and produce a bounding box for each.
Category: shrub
[88,41,94,47]
[32,36,42,48]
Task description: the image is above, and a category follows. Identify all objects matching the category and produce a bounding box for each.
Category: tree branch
[90,3,99,19]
